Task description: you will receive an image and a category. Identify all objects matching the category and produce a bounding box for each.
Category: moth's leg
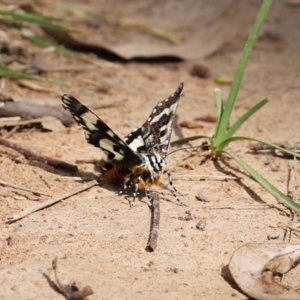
[117,177,133,195]
[162,170,185,205]
[163,169,178,192]
[145,187,154,207]
[117,176,141,208]
[129,176,142,208]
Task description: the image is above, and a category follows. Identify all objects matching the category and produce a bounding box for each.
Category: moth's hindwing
[61,94,141,164]
[124,83,183,155]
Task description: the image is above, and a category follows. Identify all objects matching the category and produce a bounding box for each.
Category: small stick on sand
[146,192,160,251]
[0,179,50,196]
[6,180,98,223]
[0,137,78,173]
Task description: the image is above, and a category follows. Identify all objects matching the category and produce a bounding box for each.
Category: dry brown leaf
[100,15,181,44]
[51,257,94,300]
[229,243,300,300]
[195,114,218,123]
[18,79,59,93]
[31,0,259,61]
[180,120,203,129]
[41,116,65,131]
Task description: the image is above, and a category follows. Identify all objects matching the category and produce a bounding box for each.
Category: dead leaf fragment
[229,243,300,300]
[50,257,94,300]
[26,0,246,61]
[18,79,59,94]
[190,64,211,78]
[180,120,203,129]
[177,161,195,170]
[101,15,182,44]
[195,114,218,123]
[41,116,65,131]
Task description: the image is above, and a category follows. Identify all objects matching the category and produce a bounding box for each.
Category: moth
[61,83,184,207]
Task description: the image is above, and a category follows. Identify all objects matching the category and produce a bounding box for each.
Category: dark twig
[75,159,100,164]
[146,192,160,251]
[0,137,78,173]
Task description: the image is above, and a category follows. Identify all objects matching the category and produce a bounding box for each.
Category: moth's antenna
[165,145,206,158]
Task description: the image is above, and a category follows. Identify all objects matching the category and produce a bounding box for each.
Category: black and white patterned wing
[62,94,141,164]
[124,83,183,156]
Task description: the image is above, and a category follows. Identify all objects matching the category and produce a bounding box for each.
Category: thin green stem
[225,151,300,213]
[214,0,273,146]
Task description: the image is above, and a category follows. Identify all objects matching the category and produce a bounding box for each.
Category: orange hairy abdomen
[104,162,131,184]
[104,163,163,190]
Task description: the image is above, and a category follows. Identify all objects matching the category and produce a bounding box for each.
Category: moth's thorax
[140,152,166,178]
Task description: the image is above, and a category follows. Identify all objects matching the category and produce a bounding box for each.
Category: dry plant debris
[6,180,98,223]
[229,243,300,300]
[194,113,218,123]
[49,257,94,300]
[0,137,78,173]
[0,178,50,196]
[249,142,300,158]
[0,96,74,126]
[146,192,160,251]
[179,120,203,129]
[19,0,242,60]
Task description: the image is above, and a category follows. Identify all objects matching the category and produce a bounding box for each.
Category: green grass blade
[171,135,210,146]
[0,65,69,85]
[214,0,272,145]
[214,88,224,136]
[0,10,67,31]
[28,35,82,59]
[220,136,300,159]
[225,151,300,213]
[223,98,269,140]
[215,88,223,119]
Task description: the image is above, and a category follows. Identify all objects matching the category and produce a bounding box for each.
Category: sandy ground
[1,1,300,299]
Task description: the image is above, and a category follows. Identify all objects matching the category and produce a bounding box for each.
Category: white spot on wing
[106,130,115,138]
[81,112,99,131]
[149,101,177,125]
[128,135,145,151]
[99,139,124,160]
[158,124,167,133]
